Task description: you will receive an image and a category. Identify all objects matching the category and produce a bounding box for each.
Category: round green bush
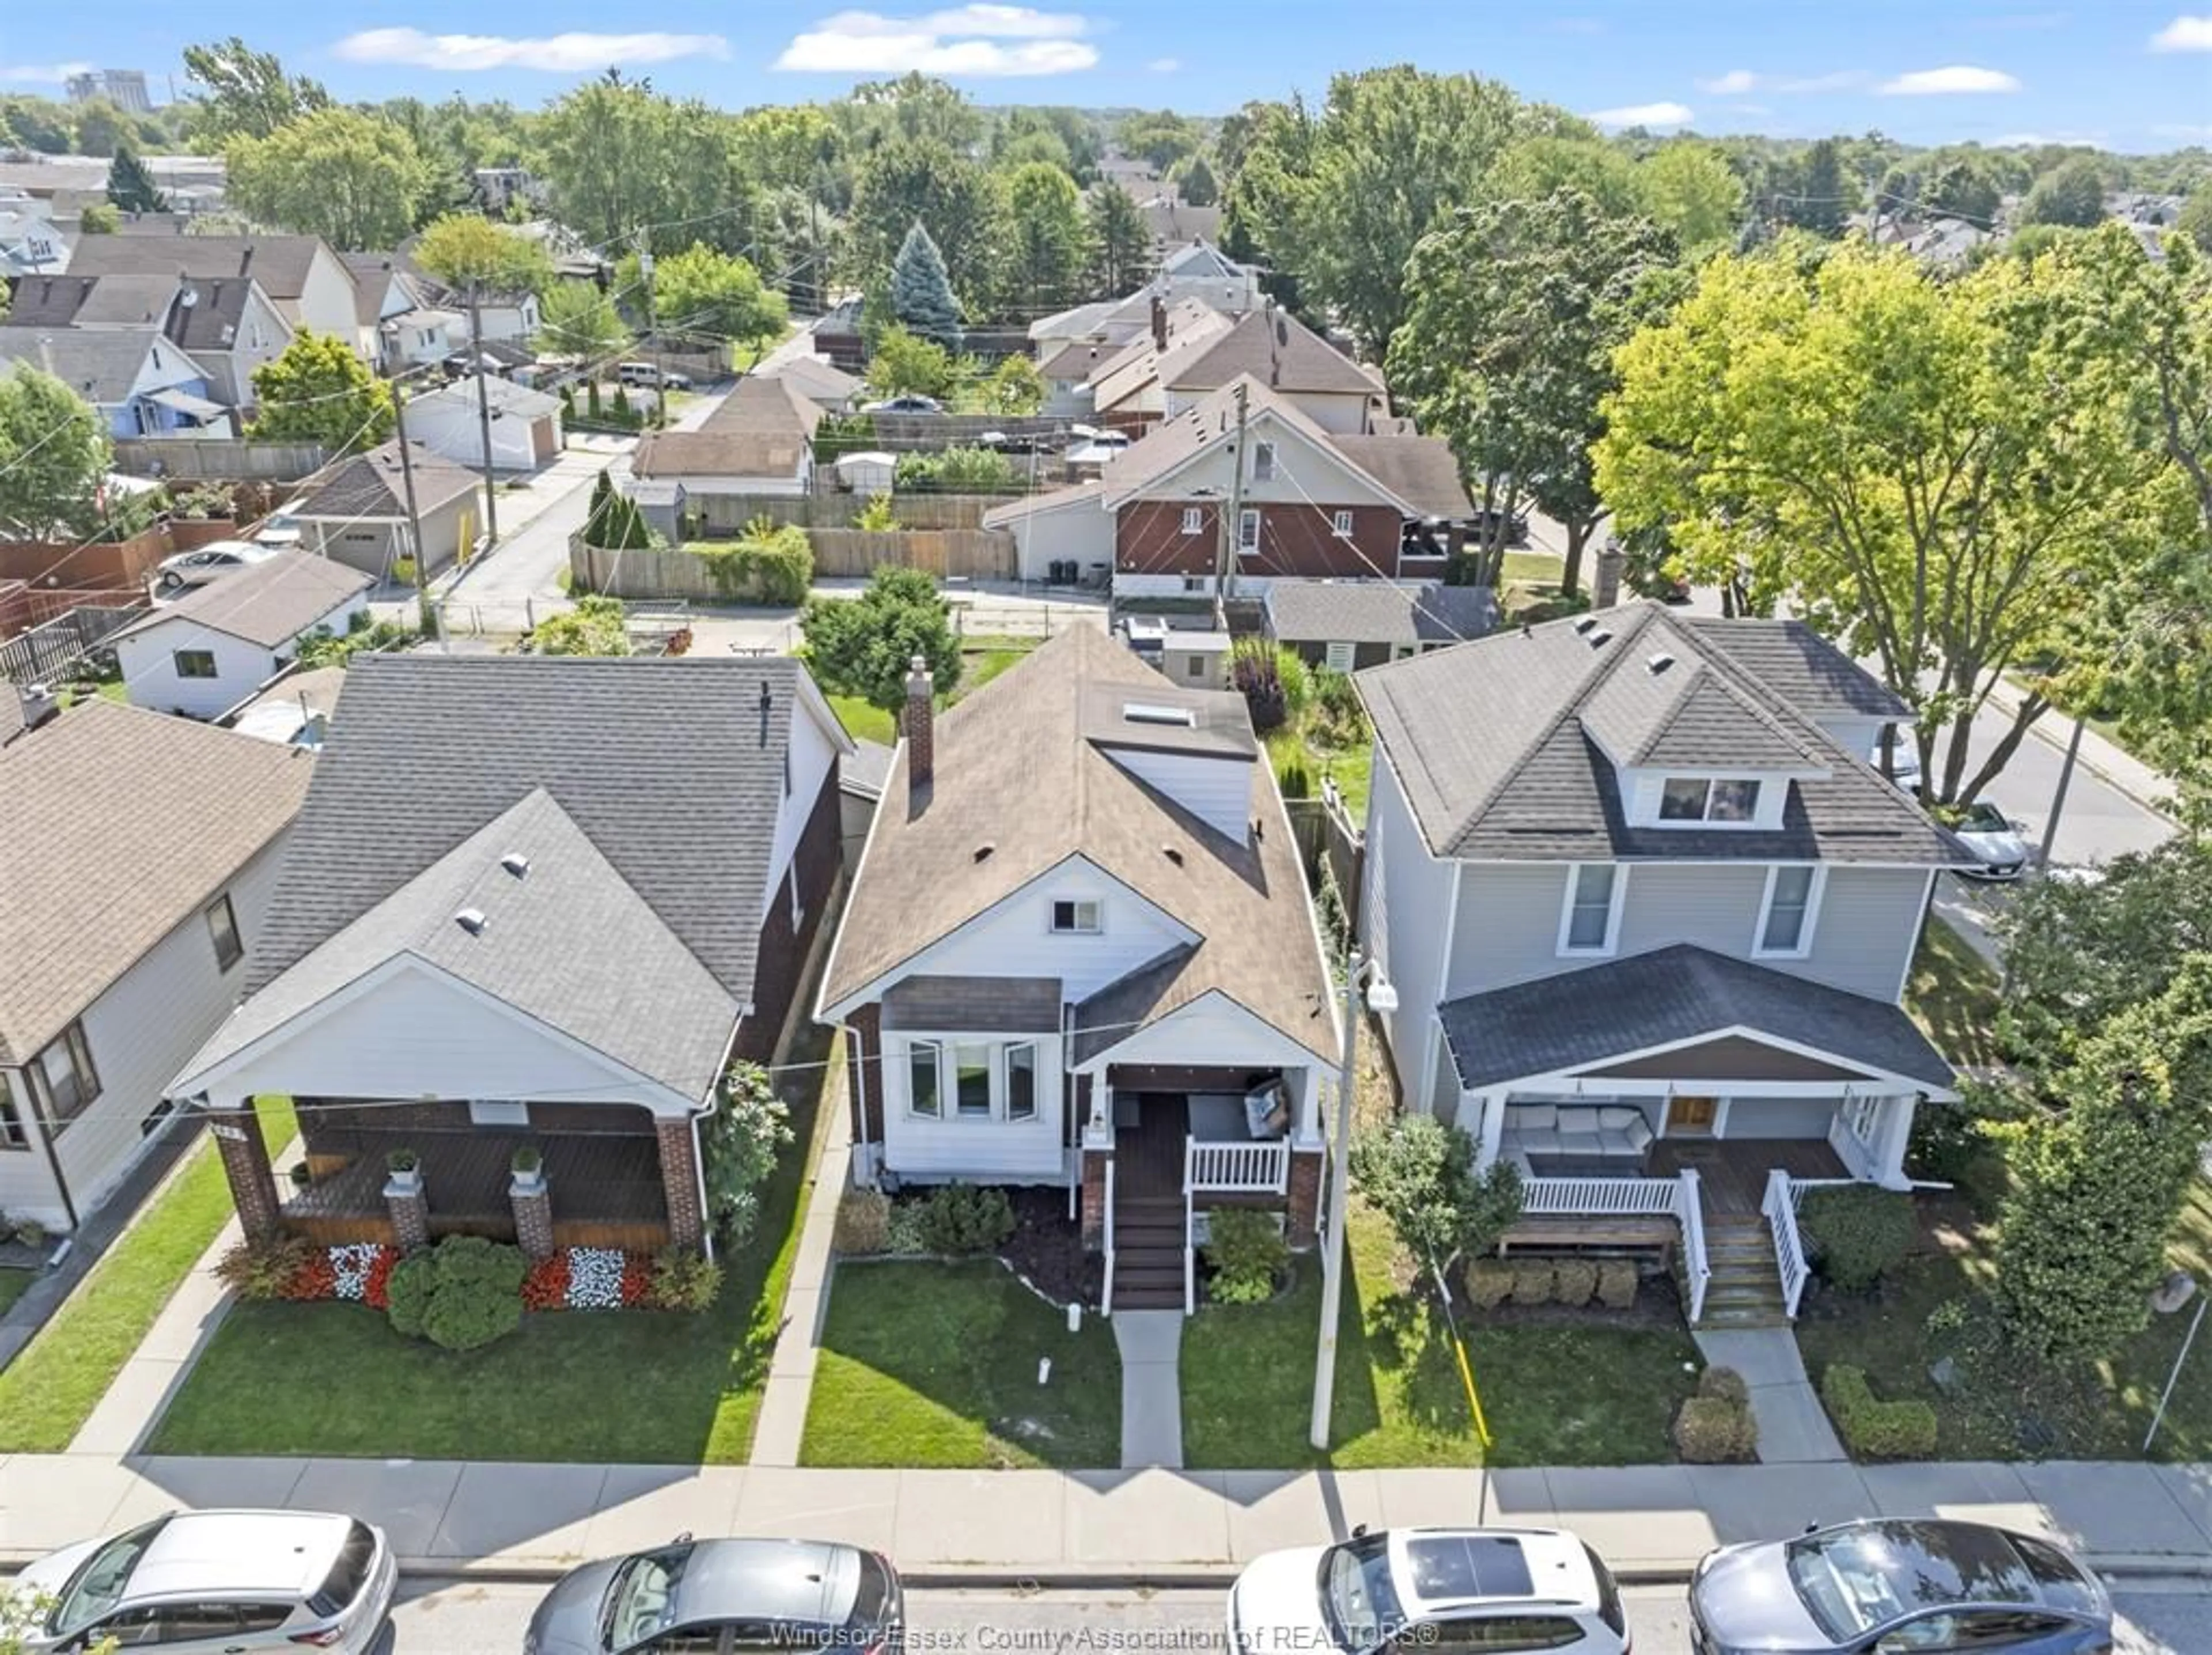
[1203,1209,1289,1305]
[1673,1395,1758,1463]
[1463,1258,1514,1309]
[1798,1186,1916,1293]
[1551,1258,1599,1307]
[1509,1258,1556,1305]
[916,1183,1016,1255]
[422,1279,525,1351]
[430,1235,529,1297]
[385,1252,435,1340]
[1594,1259,1639,1309]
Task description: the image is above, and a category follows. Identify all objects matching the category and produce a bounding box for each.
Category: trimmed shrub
[1203,1209,1289,1305]
[424,1279,523,1351]
[384,1252,435,1339]
[915,1183,1016,1255]
[1276,759,1312,800]
[215,1236,318,1302]
[384,1237,529,1351]
[834,1187,893,1255]
[646,1248,724,1312]
[696,517,813,605]
[884,1198,931,1256]
[1595,1259,1639,1309]
[1798,1185,1915,1293]
[1822,1364,1938,1460]
[1509,1258,1556,1305]
[1464,1258,1514,1309]
[1230,641,1289,733]
[1698,1365,1750,1406]
[1673,1395,1758,1463]
[1550,1259,1599,1308]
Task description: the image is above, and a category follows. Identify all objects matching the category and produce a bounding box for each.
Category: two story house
[1356,603,1974,1324]
[0,327,226,437]
[66,234,363,354]
[818,626,1340,1313]
[1086,298,1382,435]
[3,271,291,412]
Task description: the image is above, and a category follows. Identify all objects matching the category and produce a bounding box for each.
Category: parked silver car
[1952,799,2033,881]
[155,540,282,592]
[525,1537,901,1655]
[10,1510,395,1653]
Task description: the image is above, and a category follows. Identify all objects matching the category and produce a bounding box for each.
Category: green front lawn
[801,1259,1120,1468]
[1181,1203,1698,1469]
[827,694,896,746]
[0,1269,33,1317]
[0,1099,297,1452]
[146,1032,836,1463]
[1906,917,2006,1074]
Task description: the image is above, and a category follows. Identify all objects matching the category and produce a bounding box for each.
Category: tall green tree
[1350,1115,1524,1289]
[1172,154,1219,207]
[850,139,1003,313]
[1491,135,1644,219]
[1005,161,1090,315]
[1086,181,1150,296]
[653,244,788,353]
[412,213,555,296]
[226,109,430,251]
[800,565,963,714]
[865,324,957,400]
[0,365,112,542]
[535,73,740,255]
[249,331,395,456]
[105,145,166,213]
[73,99,126,159]
[2180,189,2212,256]
[1391,189,1680,596]
[1783,138,1854,237]
[2022,156,2108,228]
[181,35,331,146]
[1637,141,1747,255]
[889,224,962,349]
[536,281,631,358]
[1596,238,2165,805]
[839,73,983,154]
[1927,158,2002,224]
[1118,110,1203,172]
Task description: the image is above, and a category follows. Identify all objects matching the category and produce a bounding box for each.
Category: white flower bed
[329,1243,382,1301]
[566,1247,627,1309]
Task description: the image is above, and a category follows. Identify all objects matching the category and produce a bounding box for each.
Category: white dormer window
[1051,899,1102,934]
[1755,865,1825,958]
[1658,776,1760,824]
[1252,441,1277,481]
[1558,864,1627,956]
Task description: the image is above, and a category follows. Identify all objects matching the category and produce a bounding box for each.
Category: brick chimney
[238,245,253,279]
[1151,293,1168,353]
[1593,539,1627,610]
[904,654,935,791]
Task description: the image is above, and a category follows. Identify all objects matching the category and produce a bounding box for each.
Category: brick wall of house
[734,758,842,1064]
[1114,502,1402,581]
[656,1118,705,1250]
[1286,1147,1323,1247]
[845,1002,884,1152]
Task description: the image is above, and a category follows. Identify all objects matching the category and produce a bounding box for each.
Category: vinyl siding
[1361,755,1455,1112]
[880,1031,1067,1181]
[1005,501,1114,582]
[116,591,369,720]
[767,699,840,903]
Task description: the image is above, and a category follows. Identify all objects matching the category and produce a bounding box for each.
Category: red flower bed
[620,1253,654,1307]
[522,1252,571,1311]
[363,1247,395,1311]
[284,1253,337,1301]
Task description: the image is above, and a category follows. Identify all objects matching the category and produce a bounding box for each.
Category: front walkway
[1692,1327,1846,1465]
[1113,1312,1184,1470]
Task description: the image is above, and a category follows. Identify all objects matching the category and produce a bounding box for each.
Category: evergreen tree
[105,145,166,213]
[890,221,962,349]
[1087,181,1150,296]
[1785,138,1853,237]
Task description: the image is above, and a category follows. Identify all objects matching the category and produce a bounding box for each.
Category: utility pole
[466,280,499,551]
[2037,712,2089,874]
[384,365,441,653]
[1214,380,1249,624]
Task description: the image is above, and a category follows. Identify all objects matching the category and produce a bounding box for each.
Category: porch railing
[1184,1196,1196,1316]
[1765,1168,1812,1319]
[1784,1175,1859,1211]
[1185,1135,1290,1194]
[1522,1175,1680,1215]
[1101,1158,1116,1317]
[1677,1169,1711,1324]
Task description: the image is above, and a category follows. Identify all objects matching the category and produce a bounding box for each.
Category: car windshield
[1786,1524,2036,1641]
[604,1544,695,1651]
[1960,802,2010,832]
[52,1519,166,1636]
[1320,1534,1406,1654]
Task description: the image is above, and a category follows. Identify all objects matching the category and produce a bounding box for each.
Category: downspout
[13,1070,81,1234]
[844,1020,873,1187]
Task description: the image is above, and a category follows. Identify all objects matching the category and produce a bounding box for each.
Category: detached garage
[112,551,373,719]
[284,440,484,581]
[404,374,563,472]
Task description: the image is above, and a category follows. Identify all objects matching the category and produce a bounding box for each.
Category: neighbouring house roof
[1029,298,1115,342]
[633,375,823,481]
[338,252,412,328]
[1438,943,1959,1093]
[1096,377,1419,516]
[63,232,333,303]
[290,440,481,521]
[112,551,372,650]
[1037,339,1105,382]
[840,737,895,801]
[231,666,348,747]
[979,477,1107,528]
[1325,435,1473,521]
[1265,580,1500,649]
[0,325,187,405]
[1153,304,1381,400]
[1356,600,1974,866]
[1149,213,1229,258]
[1675,616,1914,722]
[764,354,861,404]
[411,373,562,421]
[0,698,312,1064]
[820,625,1339,1067]
[7,272,274,362]
[1088,297,1231,402]
[176,787,743,1103]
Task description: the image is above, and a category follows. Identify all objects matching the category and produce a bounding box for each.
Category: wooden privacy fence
[571,528,1018,600]
[0,596,147,681]
[112,438,328,483]
[687,491,1025,533]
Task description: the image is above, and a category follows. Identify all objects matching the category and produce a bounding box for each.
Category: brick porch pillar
[385,1175,429,1253]
[1080,1146,1111,1251]
[511,1177,554,1260]
[658,1117,706,1252]
[209,1099,281,1243]
[1285,1148,1324,1248]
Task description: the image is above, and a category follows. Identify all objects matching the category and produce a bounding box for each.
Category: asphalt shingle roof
[1266,581,1500,649]
[1356,601,1973,866]
[1676,616,1914,720]
[64,233,330,302]
[112,551,372,649]
[0,699,312,1063]
[292,440,481,521]
[633,376,822,480]
[1154,304,1381,399]
[0,327,178,404]
[1438,943,1959,1092]
[1325,435,1473,521]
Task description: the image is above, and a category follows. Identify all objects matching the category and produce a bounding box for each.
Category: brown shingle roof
[633,376,823,480]
[292,441,481,521]
[821,626,1339,1065]
[0,699,312,1062]
[63,233,332,302]
[112,551,373,650]
[1326,435,1472,521]
[1155,304,1381,400]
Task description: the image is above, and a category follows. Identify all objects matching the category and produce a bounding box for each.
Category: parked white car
[10,1510,395,1653]
[1952,799,2032,881]
[1228,1526,1628,1655]
[154,540,282,592]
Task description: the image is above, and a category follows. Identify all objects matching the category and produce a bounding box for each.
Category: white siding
[1361,756,1456,1113]
[1161,386,1369,435]
[767,699,839,902]
[1086,995,1325,1077]
[405,397,540,471]
[1117,411,1385,511]
[296,254,370,348]
[117,590,369,719]
[0,833,289,1228]
[892,857,1194,1005]
[1003,500,1115,583]
[1817,715,1889,763]
[1100,748,1252,842]
[880,1032,1067,1181]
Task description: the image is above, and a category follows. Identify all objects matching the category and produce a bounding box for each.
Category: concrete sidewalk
[3,1455,2206,1582]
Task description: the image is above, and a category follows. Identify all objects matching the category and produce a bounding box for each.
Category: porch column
[1872,1095,1919,1190]
[1285,1148,1324,1248]
[1290,1067,1324,1151]
[207,1095,281,1243]
[1473,1090,1506,1170]
[658,1116,706,1252]
[1080,1145,1111,1249]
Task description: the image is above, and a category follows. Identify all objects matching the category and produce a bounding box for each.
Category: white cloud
[2152,14,2212,50]
[776,6,1099,75]
[1877,65,2022,94]
[1147,57,1180,73]
[1585,101,1695,130]
[1695,68,1865,95]
[1696,69,1758,94]
[2154,121,2212,139]
[0,61,92,84]
[333,29,729,72]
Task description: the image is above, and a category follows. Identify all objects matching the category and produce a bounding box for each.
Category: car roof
[126,1511,349,1602]
[675,1538,857,1625]
[1389,1527,1599,1614]
[1809,1520,2047,1612]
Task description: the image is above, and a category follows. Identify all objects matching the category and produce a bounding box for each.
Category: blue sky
[3,1,2208,151]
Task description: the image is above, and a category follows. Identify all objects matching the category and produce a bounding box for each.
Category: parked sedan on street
[1951,799,2033,881]
[1228,1525,1628,1655]
[10,1509,395,1653]
[1690,1518,2112,1654]
[525,1537,901,1655]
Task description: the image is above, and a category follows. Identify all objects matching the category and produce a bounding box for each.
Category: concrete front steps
[1691,1215,1792,1330]
[1111,1193,1186,1311]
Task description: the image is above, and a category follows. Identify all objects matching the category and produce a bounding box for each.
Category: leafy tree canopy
[1087,181,1150,296]
[866,324,957,400]
[2021,155,2108,229]
[413,213,556,296]
[852,139,1004,313]
[1635,140,1747,255]
[1005,161,1089,312]
[182,35,331,146]
[536,281,631,359]
[226,109,430,251]
[653,244,789,350]
[532,593,632,656]
[248,330,395,456]
[1349,1114,1525,1287]
[800,565,963,714]
[0,365,112,542]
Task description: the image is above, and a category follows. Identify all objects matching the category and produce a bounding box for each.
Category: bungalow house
[1264,579,1501,671]
[402,374,564,472]
[1355,603,1974,1325]
[66,233,363,355]
[0,209,68,278]
[1,695,311,1231]
[763,354,863,414]
[631,375,823,514]
[0,328,227,437]
[1089,298,1382,436]
[111,551,373,719]
[280,440,484,580]
[818,626,1340,1313]
[983,376,1472,597]
[168,654,853,1259]
[3,270,291,412]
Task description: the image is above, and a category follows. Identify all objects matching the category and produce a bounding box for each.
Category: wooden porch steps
[1691,1215,1791,1330]
[1112,1192,1187,1311]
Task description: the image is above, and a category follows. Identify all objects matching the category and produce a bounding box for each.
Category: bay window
[902,1037,1045,1123]
[954,1043,993,1117]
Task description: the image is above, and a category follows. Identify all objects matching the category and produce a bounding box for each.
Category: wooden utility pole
[385,372,442,652]
[466,281,500,551]
[1214,380,1250,623]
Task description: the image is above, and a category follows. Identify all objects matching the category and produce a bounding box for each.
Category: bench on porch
[1498,1103,1654,1176]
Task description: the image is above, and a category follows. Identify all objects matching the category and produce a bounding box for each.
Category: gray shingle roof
[177,788,741,1101]
[1266,581,1500,649]
[1325,435,1472,522]
[112,550,372,649]
[0,327,177,404]
[241,654,816,1018]
[292,440,481,521]
[1356,601,1972,866]
[1438,944,1958,1092]
[1412,586,1501,645]
[1580,629,1824,770]
[0,699,312,1063]
[65,233,330,302]
[1676,616,1913,721]
[411,373,561,419]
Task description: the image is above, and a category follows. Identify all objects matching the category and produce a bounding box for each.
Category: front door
[1666,1095,1719,1137]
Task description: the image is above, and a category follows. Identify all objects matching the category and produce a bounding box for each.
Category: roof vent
[1123,702,1196,728]
[973,842,995,863]
[455,907,488,936]
[499,853,529,878]
[1588,630,1613,648]
[1646,652,1676,675]
[1163,845,1184,866]
[1573,616,1599,635]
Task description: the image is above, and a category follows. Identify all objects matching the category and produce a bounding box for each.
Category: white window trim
[1323,640,1357,673]
[468,1099,529,1127]
[1050,897,1103,936]
[1752,864,1826,959]
[904,1037,942,1119]
[1651,774,1767,829]
[1237,508,1260,552]
[1180,506,1203,536]
[903,1035,1044,1124]
[1252,441,1277,480]
[1331,509,1354,539]
[1556,863,1629,957]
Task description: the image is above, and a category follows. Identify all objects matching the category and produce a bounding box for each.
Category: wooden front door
[1666,1095,1719,1136]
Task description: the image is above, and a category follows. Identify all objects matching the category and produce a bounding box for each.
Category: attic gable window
[1051,899,1103,935]
[1252,441,1277,481]
[1658,776,1760,824]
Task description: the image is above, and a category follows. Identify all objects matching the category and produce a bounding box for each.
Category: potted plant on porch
[385,1147,423,1196]
[510,1145,546,1195]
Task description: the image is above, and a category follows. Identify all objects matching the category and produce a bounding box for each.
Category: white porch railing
[1764,1168,1811,1319]
[1185,1135,1290,1194]
[1522,1175,1680,1215]
[1677,1169,1711,1324]
[1785,1175,1859,1211]
[1101,1159,1116,1318]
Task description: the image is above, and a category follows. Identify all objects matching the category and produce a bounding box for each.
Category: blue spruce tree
[891,221,963,350]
